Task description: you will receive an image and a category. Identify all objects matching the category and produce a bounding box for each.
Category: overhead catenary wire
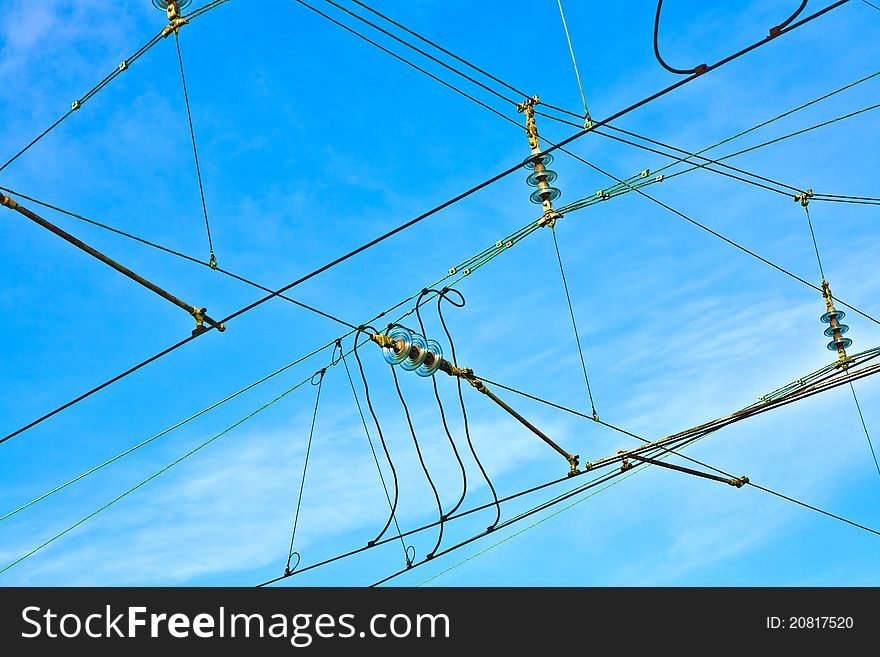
[5,0,872,584]
[292,0,880,327]
[0,217,540,524]
[259,355,880,587]
[3,0,821,447]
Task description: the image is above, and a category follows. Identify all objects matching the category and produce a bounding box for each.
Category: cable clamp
[618,450,633,472]
[0,194,18,210]
[162,17,189,37]
[190,306,226,336]
[729,476,749,488]
[538,209,562,229]
[118,60,128,72]
[567,454,580,477]
[209,252,218,269]
[71,100,81,111]
[161,2,189,38]
[794,189,813,206]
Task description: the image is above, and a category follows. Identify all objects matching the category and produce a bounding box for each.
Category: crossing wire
[175,32,217,265]
[0,0,854,450]
[0,186,356,330]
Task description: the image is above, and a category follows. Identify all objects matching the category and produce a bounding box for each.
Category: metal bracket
[626,452,749,488]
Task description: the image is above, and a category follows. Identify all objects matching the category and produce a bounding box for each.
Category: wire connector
[794,189,813,206]
[161,1,189,38]
[191,306,226,336]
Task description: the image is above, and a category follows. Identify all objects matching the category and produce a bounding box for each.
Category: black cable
[416,289,469,517]
[338,342,412,563]
[175,33,217,265]
[388,329,446,559]
[353,326,404,552]
[776,1,809,31]
[653,1,808,76]
[437,288,501,531]
[2,1,849,445]
[653,0,709,75]
[284,367,326,575]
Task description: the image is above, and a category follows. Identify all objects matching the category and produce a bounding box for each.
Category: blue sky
[0,0,878,586]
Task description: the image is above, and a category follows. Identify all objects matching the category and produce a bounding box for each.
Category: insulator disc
[823,323,849,337]
[382,326,413,365]
[417,340,444,377]
[524,153,554,169]
[827,337,853,351]
[400,333,429,371]
[152,0,193,9]
[526,168,558,187]
[820,310,846,324]
[530,187,561,204]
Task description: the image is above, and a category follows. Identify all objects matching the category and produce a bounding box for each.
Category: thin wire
[0,371,316,576]
[438,288,501,530]
[339,349,410,562]
[1,1,850,446]
[861,0,880,11]
[175,33,216,263]
[349,0,532,101]
[0,338,336,524]
[748,481,880,535]
[321,0,518,108]
[294,0,516,126]
[556,0,592,124]
[389,363,446,558]
[0,29,165,173]
[417,462,648,585]
[0,186,356,329]
[550,144,880,329]
[550,227,598,419]
[285,369,326,574]
[849,381,880,477]
[803,204,827,281]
